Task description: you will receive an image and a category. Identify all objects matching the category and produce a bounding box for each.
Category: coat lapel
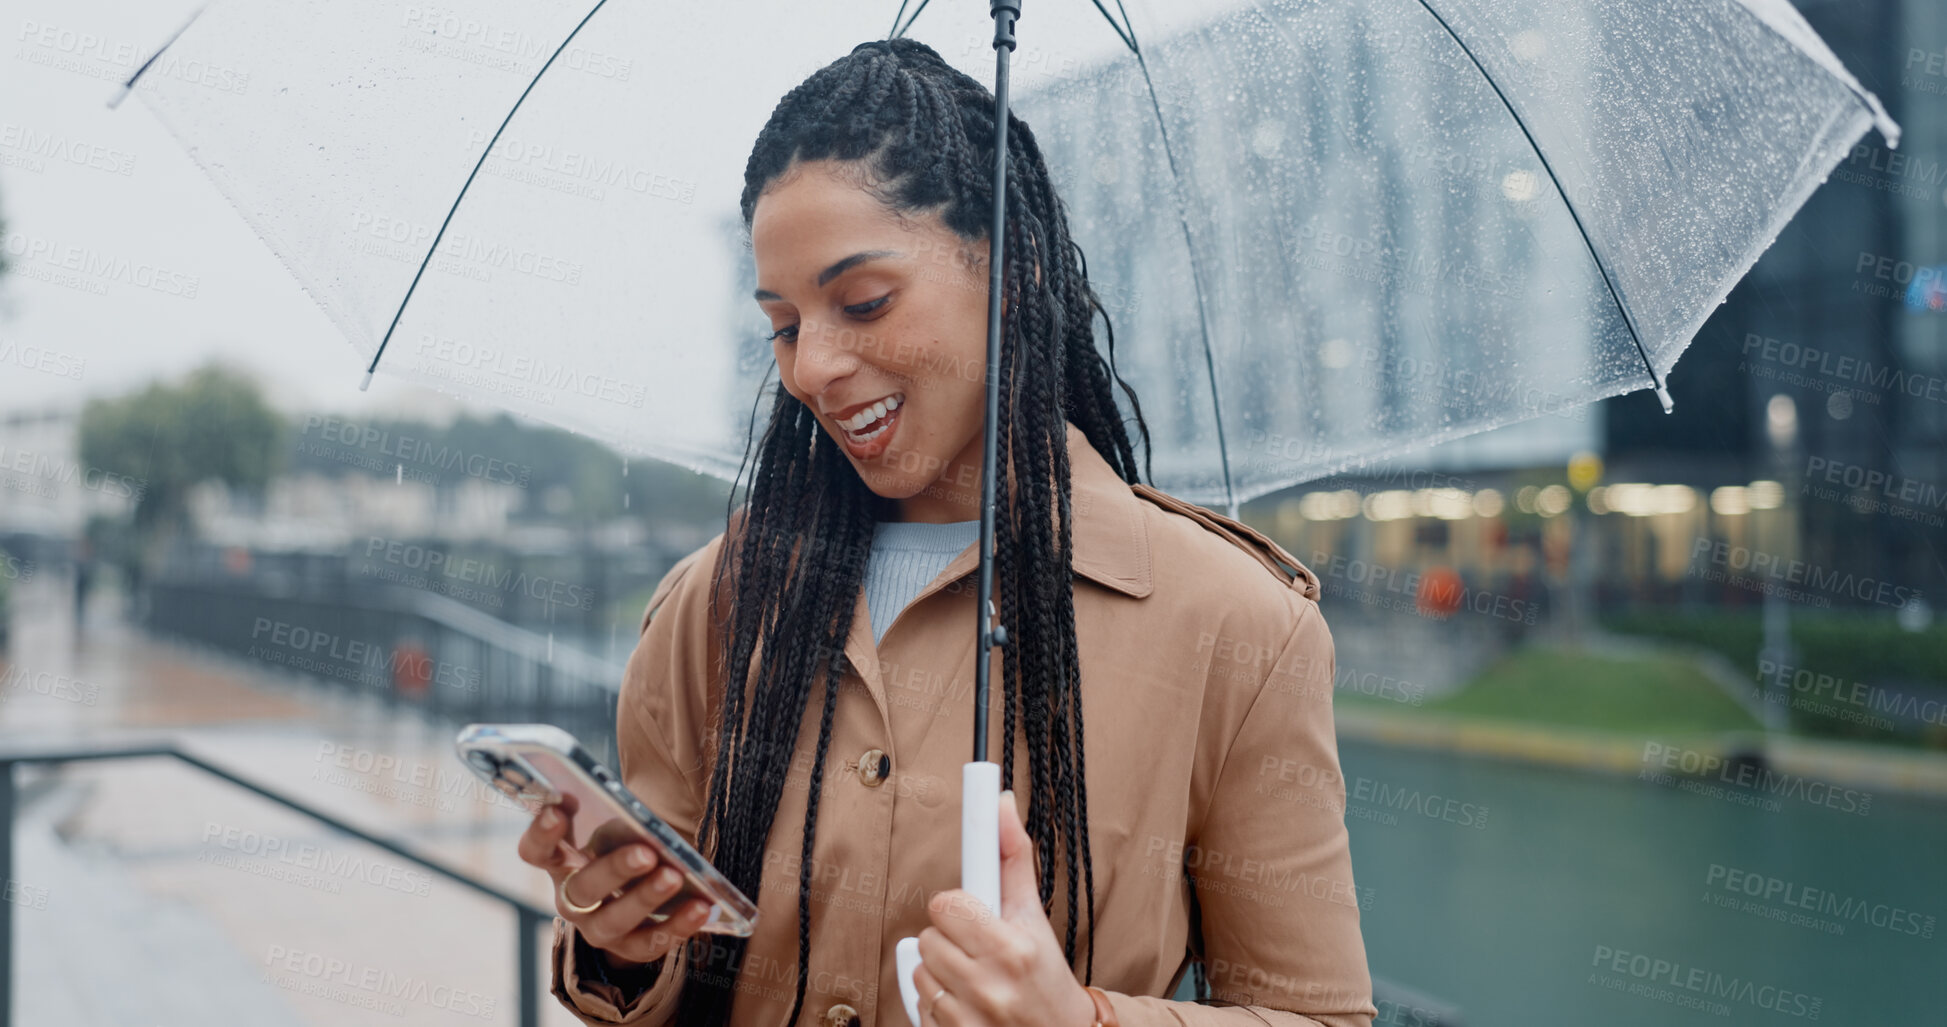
[838,420,1157,759]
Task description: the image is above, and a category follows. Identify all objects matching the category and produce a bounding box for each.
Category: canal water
[1339,738,1946,1024]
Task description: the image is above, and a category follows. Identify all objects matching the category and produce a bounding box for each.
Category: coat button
[825,1002,860,1026]
[858,749,889,786]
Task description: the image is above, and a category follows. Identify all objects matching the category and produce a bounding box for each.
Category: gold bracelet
[1084,985,1120,1027]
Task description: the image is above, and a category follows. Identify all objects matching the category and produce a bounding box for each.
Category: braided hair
[673,37,1155,1025]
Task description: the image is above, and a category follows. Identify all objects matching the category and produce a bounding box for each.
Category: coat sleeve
[1105,599,1377,1027]
[549,539,723,1026]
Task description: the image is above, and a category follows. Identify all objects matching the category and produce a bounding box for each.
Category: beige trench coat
[550,421,1375,1027]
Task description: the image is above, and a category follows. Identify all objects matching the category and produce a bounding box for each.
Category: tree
[78,362,286,533]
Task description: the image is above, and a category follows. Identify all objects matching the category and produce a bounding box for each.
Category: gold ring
[558,865,608,916]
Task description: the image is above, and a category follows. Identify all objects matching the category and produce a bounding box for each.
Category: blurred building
[1602,0,1946,607]
[0,406,141,535]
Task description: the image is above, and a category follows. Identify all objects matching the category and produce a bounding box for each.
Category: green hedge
[1421,645,1762,736]
[1601,608,1947,748]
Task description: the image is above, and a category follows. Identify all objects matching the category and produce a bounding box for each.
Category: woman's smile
[830,391,905,459]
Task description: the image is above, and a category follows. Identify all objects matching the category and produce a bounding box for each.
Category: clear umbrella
[113,2,1897,1023]
[116,0,1897,516]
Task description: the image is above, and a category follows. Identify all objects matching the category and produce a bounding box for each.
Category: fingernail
[628,847,653,868]
[540,808,557,828]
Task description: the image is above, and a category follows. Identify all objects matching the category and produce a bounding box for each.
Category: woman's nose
[791,318,865,397]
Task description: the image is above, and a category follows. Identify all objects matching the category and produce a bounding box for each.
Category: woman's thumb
[996,789,1038,917]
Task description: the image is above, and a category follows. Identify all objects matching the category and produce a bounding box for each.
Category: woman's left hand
[913,789,1100,1027]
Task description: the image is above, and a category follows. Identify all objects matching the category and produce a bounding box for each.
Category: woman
[520,37,1374,1027]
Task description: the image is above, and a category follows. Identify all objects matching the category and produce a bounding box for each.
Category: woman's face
[751,159,994,523]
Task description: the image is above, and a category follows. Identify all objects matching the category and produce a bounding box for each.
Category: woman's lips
[840,401,902,459]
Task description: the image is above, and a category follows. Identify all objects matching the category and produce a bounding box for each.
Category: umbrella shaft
[973,3,1021,767]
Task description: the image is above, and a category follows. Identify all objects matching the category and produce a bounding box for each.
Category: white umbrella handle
[898,761,1001,1025]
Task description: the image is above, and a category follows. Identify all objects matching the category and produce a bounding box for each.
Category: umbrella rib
[108,4,206,108]
[889,0,934,40]
[1089,0,1140,55]
[1410,0,1673,413]
[1124,44,1240,518]
[364,0,617,388]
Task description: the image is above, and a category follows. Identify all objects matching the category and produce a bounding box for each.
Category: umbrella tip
[358,369,374,392]
[1655,383,1675,415]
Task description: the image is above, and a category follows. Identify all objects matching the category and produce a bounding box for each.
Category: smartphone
[454,723,758,938]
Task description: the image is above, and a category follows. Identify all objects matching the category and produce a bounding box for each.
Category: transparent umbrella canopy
[119,0,1897,514]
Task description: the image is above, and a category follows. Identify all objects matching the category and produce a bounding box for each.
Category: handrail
[0,742,552,1027]
[386,584,627,688]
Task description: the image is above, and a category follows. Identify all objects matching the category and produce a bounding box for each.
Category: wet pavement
[0,573,587,1026]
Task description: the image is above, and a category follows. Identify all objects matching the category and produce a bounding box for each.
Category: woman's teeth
[840,393,903,438]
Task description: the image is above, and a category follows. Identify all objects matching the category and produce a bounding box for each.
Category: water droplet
[395,464,402,485]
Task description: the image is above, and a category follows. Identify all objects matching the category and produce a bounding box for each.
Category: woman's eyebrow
[753,249,903,301]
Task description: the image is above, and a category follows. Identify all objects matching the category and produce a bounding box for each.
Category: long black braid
[670,37,1156,1025]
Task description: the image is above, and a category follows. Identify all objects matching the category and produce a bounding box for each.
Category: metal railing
[146,578,628,766]
[0,742,554,1027]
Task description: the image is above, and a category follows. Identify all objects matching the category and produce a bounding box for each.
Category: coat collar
[918,420,1154,600]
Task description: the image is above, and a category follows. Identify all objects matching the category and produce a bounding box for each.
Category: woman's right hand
[518,798,716,968]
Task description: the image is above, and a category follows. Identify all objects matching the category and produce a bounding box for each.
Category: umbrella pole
[896,4,1021,1023]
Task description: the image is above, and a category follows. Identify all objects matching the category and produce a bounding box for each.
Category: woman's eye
[766,297,888,343]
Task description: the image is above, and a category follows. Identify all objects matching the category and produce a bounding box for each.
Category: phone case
[454,723,758,937]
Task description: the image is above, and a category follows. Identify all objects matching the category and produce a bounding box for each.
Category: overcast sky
[1,0,479,423]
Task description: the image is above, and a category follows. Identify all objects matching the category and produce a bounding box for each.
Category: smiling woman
[751,170,999,518]
[529,35,1373,1027]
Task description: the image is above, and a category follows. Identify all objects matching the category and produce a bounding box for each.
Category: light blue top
[864,518,981,646]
